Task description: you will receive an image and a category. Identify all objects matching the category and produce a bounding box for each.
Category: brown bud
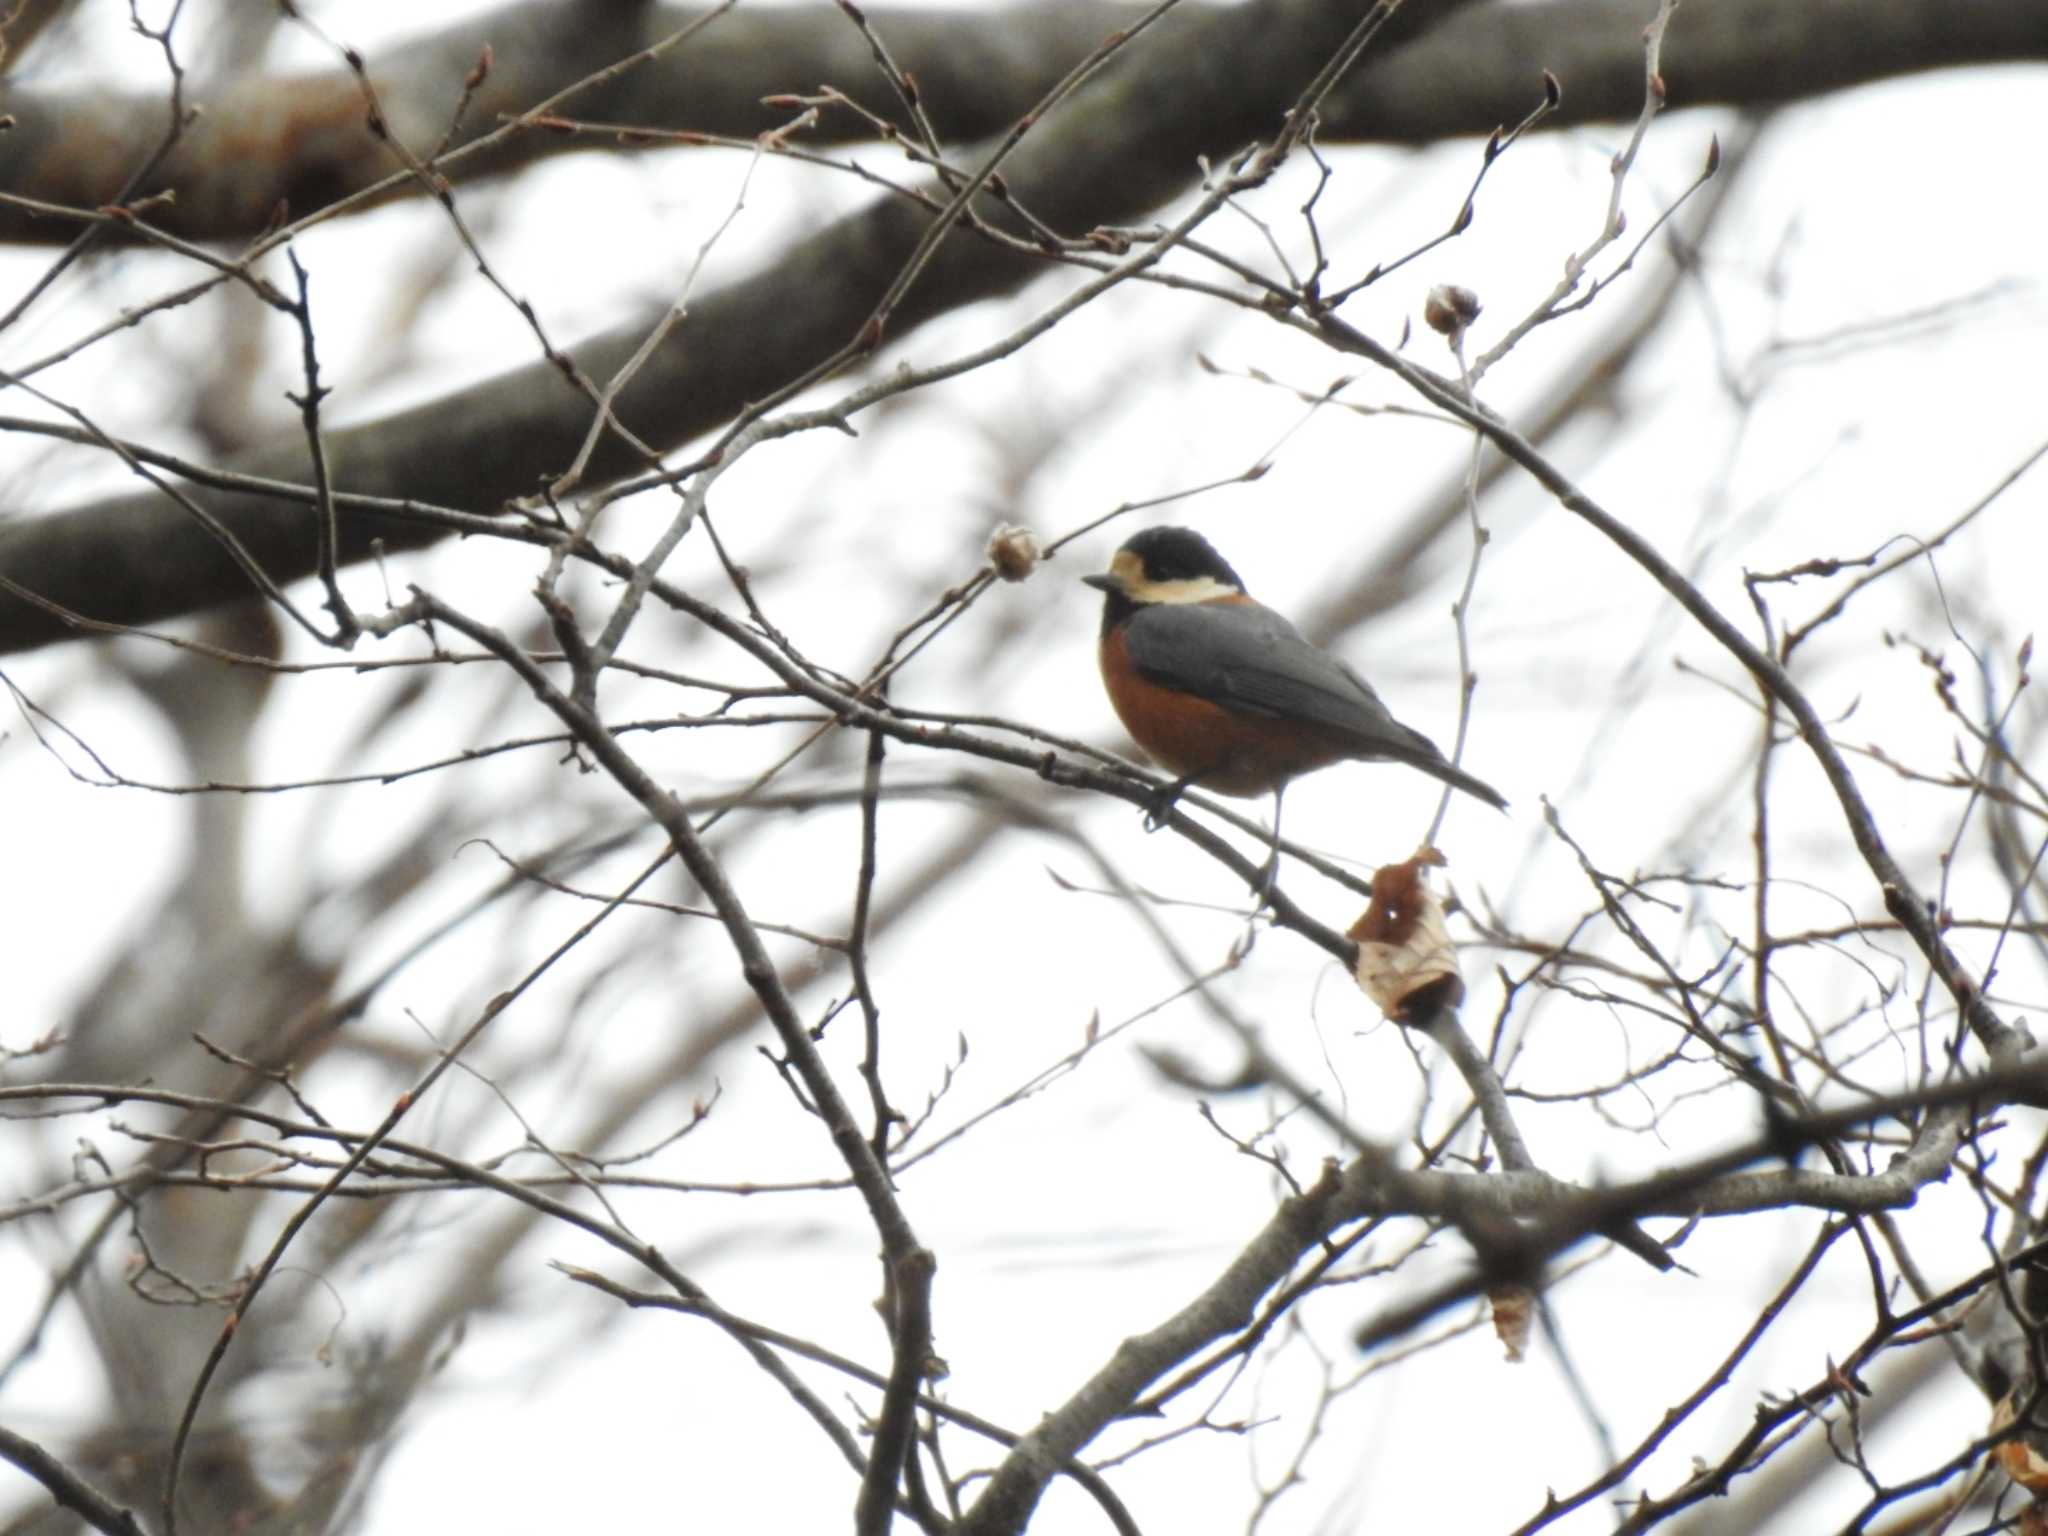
[985,524,1042,583]
[1423,284,1482,340]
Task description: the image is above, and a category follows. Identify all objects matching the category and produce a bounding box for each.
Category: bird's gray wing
[1121,601,1431,756]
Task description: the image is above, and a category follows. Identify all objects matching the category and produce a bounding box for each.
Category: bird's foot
[1249,847,1281,908]
[1141,776,1192,832]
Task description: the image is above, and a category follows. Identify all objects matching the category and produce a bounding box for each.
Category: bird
[1082,526,1505,872]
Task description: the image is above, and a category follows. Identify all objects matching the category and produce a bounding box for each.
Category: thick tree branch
[0,0,2037,247]
[1327,0,2047,143]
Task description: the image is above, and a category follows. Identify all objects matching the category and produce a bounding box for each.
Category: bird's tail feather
[1423,756,1509,811]
[1373,727,1509,811]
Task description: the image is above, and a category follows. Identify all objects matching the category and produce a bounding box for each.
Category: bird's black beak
[1081,573,1120,593]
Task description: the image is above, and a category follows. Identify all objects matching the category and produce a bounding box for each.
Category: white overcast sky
[2,5,2045,1533]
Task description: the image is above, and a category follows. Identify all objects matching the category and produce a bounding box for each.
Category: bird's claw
[1141,778,1187,832]
[1249,849,1280,906]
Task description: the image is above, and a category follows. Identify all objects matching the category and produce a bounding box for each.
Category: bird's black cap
[1093,527,1248,592]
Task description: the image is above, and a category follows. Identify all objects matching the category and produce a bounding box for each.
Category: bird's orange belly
[1099,632,1348,796]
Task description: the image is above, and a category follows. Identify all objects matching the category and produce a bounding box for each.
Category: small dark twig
[281,248,358,645]
[851,723,898,1160]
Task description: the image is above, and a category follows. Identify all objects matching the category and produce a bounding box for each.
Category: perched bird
[1082,526,1506,838]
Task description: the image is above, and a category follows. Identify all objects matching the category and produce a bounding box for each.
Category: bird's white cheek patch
[1123,574,1240,606]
